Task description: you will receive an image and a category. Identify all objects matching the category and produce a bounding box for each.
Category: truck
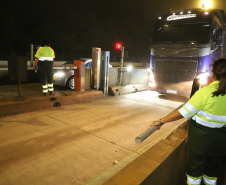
[149,8,226,97]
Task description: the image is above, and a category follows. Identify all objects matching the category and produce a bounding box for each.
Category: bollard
[74,60,85,91]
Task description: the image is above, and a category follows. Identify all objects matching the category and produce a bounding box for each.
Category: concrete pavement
[1,84,226,185]
[1,84,206,185]
[0,88,185,184]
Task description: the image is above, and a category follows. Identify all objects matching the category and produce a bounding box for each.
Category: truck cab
[149,8,226,97]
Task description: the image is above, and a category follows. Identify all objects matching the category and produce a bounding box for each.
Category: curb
[108,85,149,96]
[0,90,104,118]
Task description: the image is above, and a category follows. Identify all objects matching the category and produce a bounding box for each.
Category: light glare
[197,72,209,85]
[127,65,133,72]
[149,82,156,87]
[201,0,212,9]
[54,72,65,77]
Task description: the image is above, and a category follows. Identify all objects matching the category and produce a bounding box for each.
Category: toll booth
[74,60,85,91]
[99,51,110,95]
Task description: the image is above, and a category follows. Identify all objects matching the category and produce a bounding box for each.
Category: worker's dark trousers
[38,60,54,94]
[186,119,226,184]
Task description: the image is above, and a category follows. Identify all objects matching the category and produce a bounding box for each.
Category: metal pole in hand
[135,126,159,143]
[135,104,184,144]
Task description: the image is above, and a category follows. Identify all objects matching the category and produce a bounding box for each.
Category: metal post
[17,71,22,98]
[30,44,33,67]
[100,51,110,95]
[92,47,101,89]
[119,46,124,86]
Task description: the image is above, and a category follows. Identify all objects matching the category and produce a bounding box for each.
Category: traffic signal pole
[30,44,33,67]
[119,46,124,86]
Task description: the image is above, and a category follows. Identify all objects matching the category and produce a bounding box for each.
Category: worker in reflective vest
[33,38,55,96]
[151,58,226,185]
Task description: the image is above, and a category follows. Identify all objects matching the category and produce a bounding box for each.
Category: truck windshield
[153,23,211,44]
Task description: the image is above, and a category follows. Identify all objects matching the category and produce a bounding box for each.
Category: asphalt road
[0,91,187,185]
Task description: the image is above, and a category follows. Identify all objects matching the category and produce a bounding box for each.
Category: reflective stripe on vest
[179,102,226,128]
[39,57,53,61]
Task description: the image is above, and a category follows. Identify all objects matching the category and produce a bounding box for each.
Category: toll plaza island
[1,47,226,185]
[1,5,226,183]
[1,0,226,183]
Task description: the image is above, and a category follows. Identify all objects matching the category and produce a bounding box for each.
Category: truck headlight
[197,72,210,85]
[148,69,156,87]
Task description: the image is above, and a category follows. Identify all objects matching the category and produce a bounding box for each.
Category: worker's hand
[150,120,164,130]
[33,66,38,73]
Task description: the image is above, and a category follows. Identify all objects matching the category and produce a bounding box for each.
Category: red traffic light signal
[115,42,122,50]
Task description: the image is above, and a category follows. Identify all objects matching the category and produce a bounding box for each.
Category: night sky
[0,0,226,62]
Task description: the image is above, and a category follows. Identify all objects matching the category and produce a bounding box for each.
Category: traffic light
[115,42,122,50]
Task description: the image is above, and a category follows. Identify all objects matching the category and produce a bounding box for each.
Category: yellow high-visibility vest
[179,81,226,128]
[35,46,55,61]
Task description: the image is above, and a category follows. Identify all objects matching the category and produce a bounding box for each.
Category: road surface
[0,91,187,185]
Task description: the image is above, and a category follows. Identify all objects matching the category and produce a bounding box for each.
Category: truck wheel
[67,76,74,90]
[190,78,200,98]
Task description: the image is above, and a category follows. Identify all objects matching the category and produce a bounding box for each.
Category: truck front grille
[154,59,198,82]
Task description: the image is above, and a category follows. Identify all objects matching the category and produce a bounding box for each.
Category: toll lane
[0,91,187,185]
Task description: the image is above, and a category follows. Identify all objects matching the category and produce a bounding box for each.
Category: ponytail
[212,58,226,97]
